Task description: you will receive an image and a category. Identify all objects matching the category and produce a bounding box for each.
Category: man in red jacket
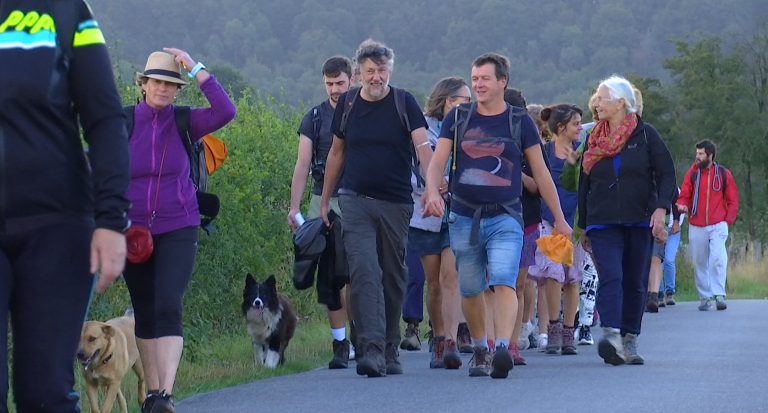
[676,140,739,311]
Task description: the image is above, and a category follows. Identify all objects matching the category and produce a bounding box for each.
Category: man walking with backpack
[320,39,435,377]
[288,56,355,369]
[676,140,738,311]
[423,53,571,379]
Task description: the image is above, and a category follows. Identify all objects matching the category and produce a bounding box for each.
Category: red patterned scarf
[582,113,638,175]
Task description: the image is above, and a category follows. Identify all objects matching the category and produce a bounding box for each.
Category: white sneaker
[537,334,549,352]
[349,343,356,360]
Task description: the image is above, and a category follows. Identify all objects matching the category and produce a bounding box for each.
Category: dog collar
[102,353,113,364]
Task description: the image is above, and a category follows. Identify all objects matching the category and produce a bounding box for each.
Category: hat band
[143,69,182,79]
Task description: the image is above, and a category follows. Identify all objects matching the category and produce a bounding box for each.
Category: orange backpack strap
[202,134,228,175]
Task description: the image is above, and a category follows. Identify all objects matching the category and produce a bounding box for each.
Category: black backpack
[338,87,424,187]
[123,106,220,235]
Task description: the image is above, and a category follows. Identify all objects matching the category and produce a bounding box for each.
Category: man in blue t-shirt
[423,53,571,379]
[320,39,434,378]
[287,56,355,370]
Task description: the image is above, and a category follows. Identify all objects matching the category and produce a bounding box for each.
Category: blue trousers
[402,251,425,322]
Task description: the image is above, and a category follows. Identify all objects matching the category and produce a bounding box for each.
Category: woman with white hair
[577,75,676,366]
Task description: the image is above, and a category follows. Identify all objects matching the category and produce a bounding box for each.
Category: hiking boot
[385,342,403,375]
[561,325,578,355]
[356,342,386,377]
[468,347,490,377]
[509,342,526,366]
[149,391,175,413]
[623,333,644,365]
[328,339,350,369]
[141,391,160,413]
[665,291,676,306]
[715,296,727,311]
[426,328,435,352]
[598,327,626,366]
[546,322,562,354]
[400,323,421,351]
[457,322,473,353]
[699,298,712,311]
[578,325,594,345]
[490,344,513,379]
[443,339,462,369]
[430,335,445,369]
[537,333,548,352]
[658,296,666,308]
[646,292,659,313]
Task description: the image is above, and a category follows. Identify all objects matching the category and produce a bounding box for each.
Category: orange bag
[535,231,574,266]
[202,134,228,175]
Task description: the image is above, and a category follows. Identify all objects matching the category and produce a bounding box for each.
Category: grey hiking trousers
[339,193,412,351]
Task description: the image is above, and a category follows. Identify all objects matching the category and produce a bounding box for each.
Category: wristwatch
[188,62,206,78]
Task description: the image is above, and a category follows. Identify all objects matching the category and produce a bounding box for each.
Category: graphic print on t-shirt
[459,125,516,187]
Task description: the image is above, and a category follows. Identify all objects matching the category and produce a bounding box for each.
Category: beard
[696,159,712,170]
[363,79,389,99]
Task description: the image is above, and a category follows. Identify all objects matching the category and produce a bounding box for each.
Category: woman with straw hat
[123,48,236,413]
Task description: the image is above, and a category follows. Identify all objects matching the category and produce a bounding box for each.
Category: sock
[549,319,559,325]
[331,327,346,342]
[496,338,510,348]
[472,336,489,349]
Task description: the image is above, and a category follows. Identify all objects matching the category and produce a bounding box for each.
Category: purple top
[126,76,236,235]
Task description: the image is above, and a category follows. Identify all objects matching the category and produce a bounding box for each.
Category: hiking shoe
[699,298,712,311]
[328,339,350,369]
[356,342,386,377]
[528,331,539,349]
[150,391,175,413]
[665,291,676,306]
[537,333,549,352]
[561,325,578,355]
[490,344,513,379]
[430,336,445,369]
[385,342,403,375]
[468,347,490,377]
[598,327,626,366]
[715,296,727,311]
[623,334,644,365]
[349,343,356,360]
[658,296,666,308]
[509,342,526,366]
[546,323,562,354]
[578,325,594,345]
[457,323,473,353]
[646,292,659,313]
[443,339,463,369]
[141,391,160,413]
[400,323,421,351]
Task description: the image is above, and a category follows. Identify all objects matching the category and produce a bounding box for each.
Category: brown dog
[78,315,147,413]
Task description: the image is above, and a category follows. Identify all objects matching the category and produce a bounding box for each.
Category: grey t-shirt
[297,100,342,196]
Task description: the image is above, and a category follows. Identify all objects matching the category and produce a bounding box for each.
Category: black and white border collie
[241,273,296,368]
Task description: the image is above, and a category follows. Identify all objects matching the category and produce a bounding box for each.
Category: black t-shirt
[297,100,342,196]
[331,87,428,204]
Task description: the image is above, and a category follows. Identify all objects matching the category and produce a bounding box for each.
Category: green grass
[7,318,333,413]
[672,254,768,302]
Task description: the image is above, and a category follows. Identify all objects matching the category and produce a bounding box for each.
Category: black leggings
[0,218,95,413]
[123,226,198,339]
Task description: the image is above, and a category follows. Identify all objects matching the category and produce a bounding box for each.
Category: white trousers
[688,222,729,299]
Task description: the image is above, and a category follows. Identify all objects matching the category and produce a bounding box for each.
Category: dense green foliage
[92,0,768,107]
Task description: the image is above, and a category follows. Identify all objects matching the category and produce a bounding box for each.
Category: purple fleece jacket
[126,76,236,235]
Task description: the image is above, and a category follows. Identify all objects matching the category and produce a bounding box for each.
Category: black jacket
[0,0,130,235]
[578,118,676,229]
[292,211,349,309]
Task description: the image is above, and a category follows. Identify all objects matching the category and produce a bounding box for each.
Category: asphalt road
[178,300,768,413]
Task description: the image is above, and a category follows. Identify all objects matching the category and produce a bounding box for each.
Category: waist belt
[451,194,523,246]
[338,188,376,200]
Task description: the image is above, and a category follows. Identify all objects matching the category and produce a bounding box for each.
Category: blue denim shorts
[448,211,524,297]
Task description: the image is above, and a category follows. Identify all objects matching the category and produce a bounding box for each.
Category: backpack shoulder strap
[392,87,411,133]
[174,105,193,157]
[508,105,524,158]
[123,105,135,140]
[449,103,475,186]
[50,0,78,68]
[339,87,360,137]
[310,105,322,163]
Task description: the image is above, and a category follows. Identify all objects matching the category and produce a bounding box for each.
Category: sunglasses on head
[360,47,388,59]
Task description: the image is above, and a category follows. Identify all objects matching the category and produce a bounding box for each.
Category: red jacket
[677,163,738,227]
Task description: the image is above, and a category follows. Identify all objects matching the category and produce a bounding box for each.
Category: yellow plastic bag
[536,231,574,266]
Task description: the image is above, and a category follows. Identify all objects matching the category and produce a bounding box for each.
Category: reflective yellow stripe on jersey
[73,27,104,47]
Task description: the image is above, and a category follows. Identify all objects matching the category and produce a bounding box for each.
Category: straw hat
[135,51,189,87]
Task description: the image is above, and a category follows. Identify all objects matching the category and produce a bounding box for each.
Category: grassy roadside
[671,254,768,302]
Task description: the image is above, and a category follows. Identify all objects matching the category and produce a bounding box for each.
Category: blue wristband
[188,62,205,78]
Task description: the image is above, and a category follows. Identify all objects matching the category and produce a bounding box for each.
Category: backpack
[448,102,526,245]
[123,105,224,235]
[338,87,424,187]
